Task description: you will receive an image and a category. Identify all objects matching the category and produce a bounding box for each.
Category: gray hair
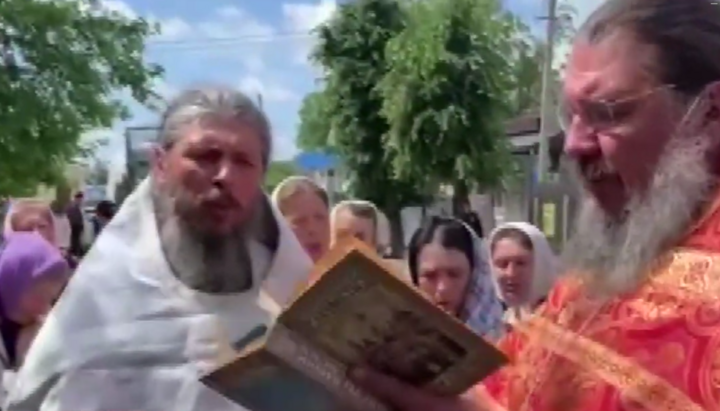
[158,85,272,168]
[579,0,720,96]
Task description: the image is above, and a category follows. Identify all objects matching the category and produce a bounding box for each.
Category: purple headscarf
[0,232,68,319]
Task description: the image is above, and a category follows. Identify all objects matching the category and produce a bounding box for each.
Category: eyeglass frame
[557,84,676,133]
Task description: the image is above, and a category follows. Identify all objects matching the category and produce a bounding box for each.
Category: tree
[380,0,516,215]
[314,0,428,255]
[0,0,163,196]
[264,160,299,192]
[508,29,545,115]
[296,91,333,151]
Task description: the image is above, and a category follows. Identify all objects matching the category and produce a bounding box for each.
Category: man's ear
[149,144,167,180]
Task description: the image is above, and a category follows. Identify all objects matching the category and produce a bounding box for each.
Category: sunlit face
[282,190,330,262]
[562,33,686,216]
[416,243,472,316]
[491,237,534,306]
[332,209,376,248]
[153,118,265,236]
[13,275,69,324]
[13,210,56,245]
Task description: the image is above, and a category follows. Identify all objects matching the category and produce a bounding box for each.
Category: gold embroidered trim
[646,250,720,300]
[515,316,704,411]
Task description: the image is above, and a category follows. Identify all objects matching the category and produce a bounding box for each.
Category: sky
[92,0,606,171]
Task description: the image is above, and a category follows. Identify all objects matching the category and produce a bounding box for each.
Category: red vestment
[481,195,720,411]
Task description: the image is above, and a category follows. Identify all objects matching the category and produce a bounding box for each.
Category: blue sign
[294,151,339,173]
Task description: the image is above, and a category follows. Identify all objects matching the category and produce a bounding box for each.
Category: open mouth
[582,161,616,183]
[306,243,323,257]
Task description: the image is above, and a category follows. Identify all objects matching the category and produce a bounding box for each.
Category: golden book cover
[202,239,507,411]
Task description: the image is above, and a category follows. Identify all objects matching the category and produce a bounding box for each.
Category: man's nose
[212,159,236,185]
[563,116,601,159]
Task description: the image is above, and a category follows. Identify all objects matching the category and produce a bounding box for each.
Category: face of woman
[333,210,376,248]
[416,243,472,316]
[491,237,534,306]
[13,212,55,245]
[282,190,330,262]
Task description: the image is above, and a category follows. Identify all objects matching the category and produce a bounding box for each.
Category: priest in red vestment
[350,0,720,410]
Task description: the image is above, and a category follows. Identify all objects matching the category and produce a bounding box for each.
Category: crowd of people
[272,175,560,341]
[0,154,560,407]
[0,197,116,377]
[0,0,719,409]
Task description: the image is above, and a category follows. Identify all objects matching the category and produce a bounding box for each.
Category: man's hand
[349,368,494,411]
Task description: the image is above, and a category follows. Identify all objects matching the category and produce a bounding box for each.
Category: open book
[202,239,507,411]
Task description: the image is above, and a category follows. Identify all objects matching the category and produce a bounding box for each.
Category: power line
[146,31,312,50]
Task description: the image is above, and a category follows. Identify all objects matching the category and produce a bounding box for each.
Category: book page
[265,324,388,411]
[279,246,506,396]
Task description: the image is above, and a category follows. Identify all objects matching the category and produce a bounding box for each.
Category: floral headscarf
[408,217,505,341]
[457,220,505,341]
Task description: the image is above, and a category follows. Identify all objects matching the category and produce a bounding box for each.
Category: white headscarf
[269,176,322,207]
[330,199,386,247]
[409,217,505,341]
[489,222,561,322]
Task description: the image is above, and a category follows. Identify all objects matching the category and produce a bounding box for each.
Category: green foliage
[312,0,429,213]
[264,160,299,193]
[0,0,163,196]
[296,91,333,151]
[380,0,516,192]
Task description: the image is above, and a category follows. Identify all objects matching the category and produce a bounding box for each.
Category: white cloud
[153,6,274,41]
[282,0,337,66]
[93,0,137,18]
[273,133,299,160]
[156,17,193,40]
[283,0,337,32]
[147,6,274,75]
[239,76,298,103]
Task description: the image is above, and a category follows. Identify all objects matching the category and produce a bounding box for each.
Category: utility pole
[257,93,263,110]
[536,0,558,183]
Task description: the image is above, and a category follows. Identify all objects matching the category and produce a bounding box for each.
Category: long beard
[151,181,255,294]
[563,134,718,298]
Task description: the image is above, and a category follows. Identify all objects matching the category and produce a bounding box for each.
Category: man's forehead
[564,36,656,99]
[180,118,260,146]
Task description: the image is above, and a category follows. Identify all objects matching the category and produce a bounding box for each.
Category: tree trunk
[386,208,405,258]
[452,181,470,216]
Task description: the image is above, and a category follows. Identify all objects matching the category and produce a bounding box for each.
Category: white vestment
[4,179,313,411]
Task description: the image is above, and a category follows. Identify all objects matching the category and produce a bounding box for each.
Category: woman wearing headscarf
[4,199,57,245]
[5,199,78,269]
[407,216,504,341]
[0,232,71,369]
[489,222,561,328]
[271,176,331,262]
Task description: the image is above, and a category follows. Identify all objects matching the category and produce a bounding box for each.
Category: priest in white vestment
[5,86,313,411]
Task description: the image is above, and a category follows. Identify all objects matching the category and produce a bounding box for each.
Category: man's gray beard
[563,134,718,298]
[151,181,275,294]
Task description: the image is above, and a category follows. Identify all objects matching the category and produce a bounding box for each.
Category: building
[124,126,159,187]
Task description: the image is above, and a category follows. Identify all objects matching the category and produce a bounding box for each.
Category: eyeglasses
[558,84,675,132]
